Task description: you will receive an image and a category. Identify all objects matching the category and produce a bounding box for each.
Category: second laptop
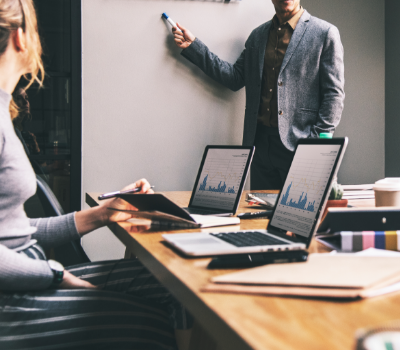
[183,145,255,216]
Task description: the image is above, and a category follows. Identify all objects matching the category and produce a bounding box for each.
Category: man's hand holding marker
[172,23,195,49]
[162,13,195,49]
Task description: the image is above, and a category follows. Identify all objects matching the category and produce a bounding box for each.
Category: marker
[162,13,182,32]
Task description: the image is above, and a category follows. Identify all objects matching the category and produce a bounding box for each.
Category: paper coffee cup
[373,181,400,207]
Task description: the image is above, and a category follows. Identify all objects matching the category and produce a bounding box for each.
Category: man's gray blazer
[181,10,344,151]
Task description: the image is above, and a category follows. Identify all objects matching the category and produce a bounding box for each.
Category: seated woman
[0,1,192,349]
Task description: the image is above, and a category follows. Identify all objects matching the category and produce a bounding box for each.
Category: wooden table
[86,191,400,350]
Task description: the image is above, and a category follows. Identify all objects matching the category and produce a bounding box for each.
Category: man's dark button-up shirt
[257,7,304,127]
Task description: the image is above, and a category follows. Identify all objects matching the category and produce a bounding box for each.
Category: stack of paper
[342,184,374,200]
[203,254,400,299]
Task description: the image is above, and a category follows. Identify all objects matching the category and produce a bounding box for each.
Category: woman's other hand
[58,270,97,290]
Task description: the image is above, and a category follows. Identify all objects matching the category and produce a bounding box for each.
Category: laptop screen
[189,147,254,211]
[269,143,343,238]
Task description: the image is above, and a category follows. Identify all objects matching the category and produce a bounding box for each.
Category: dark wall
[386,0,400,176]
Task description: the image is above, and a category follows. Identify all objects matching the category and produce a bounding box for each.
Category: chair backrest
[36,175,65,217]
[26,175,90,266]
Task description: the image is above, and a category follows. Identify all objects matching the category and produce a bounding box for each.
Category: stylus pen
[98,186,155,200]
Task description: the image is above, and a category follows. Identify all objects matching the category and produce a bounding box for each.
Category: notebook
[183,145,255,216]
[114,194,240,229]
[163,138,348,257]
[203,254,400,300]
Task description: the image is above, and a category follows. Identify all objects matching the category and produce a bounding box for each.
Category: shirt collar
[272,6,305,30]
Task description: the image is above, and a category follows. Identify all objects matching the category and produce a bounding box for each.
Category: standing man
[172,0,344,190]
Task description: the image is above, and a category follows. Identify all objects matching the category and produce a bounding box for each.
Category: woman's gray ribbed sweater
[0,88,80,291]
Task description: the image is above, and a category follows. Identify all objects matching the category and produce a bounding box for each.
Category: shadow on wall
[161,17,245,144]
[162,19,239,103]
[161,39,246,178]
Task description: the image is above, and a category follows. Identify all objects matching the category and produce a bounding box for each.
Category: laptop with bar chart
[163,138,348,256]
[183,145,255,216]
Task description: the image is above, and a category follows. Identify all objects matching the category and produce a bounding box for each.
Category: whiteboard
[82,0,274,194]
[81,0,385,260]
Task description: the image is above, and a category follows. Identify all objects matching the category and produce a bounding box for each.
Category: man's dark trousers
[251,124,294,190]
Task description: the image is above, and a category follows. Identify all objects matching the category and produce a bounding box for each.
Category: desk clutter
[245,192,278,209]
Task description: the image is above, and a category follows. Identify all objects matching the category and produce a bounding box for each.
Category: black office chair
[24,175,90,266]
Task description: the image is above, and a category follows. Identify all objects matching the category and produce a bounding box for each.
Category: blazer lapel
[280,10,311,74]
[257,21,272,80]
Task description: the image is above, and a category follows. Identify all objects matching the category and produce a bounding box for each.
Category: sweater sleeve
[30,213,81,250]
[0,213,80,291]
[0,244,53,291]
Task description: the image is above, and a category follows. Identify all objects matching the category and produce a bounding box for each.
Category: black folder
[317,207,400,233]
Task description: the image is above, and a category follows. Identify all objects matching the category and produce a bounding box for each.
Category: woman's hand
[58,270,97,289]
[99,179,154,225]
[173,23,195,49]
[75,179,154,236]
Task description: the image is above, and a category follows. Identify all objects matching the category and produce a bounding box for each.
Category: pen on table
[98,186,155,200]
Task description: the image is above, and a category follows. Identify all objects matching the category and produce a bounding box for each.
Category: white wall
[81,0,274,260]
[82,0,385,261]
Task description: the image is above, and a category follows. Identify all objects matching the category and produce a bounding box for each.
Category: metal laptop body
[163,138,349,257]
[183,146,255,217]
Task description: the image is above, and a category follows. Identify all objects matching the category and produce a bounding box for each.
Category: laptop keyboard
[186,208,224,215]
[211,231,289,247]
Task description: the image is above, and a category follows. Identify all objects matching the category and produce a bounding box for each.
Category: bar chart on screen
[270,145,341,237]
[280,171,328,213]
[191,148,251,210]
[280,182,316,212]
[198,173,240,194]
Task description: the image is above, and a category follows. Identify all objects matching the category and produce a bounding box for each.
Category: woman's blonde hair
[0,0,44,119]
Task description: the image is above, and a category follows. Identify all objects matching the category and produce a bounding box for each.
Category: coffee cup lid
[376,178,400,184]
[373,182,400,191]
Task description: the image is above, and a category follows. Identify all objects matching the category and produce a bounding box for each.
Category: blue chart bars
[199,174,236,194]
[280,182,315,212]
